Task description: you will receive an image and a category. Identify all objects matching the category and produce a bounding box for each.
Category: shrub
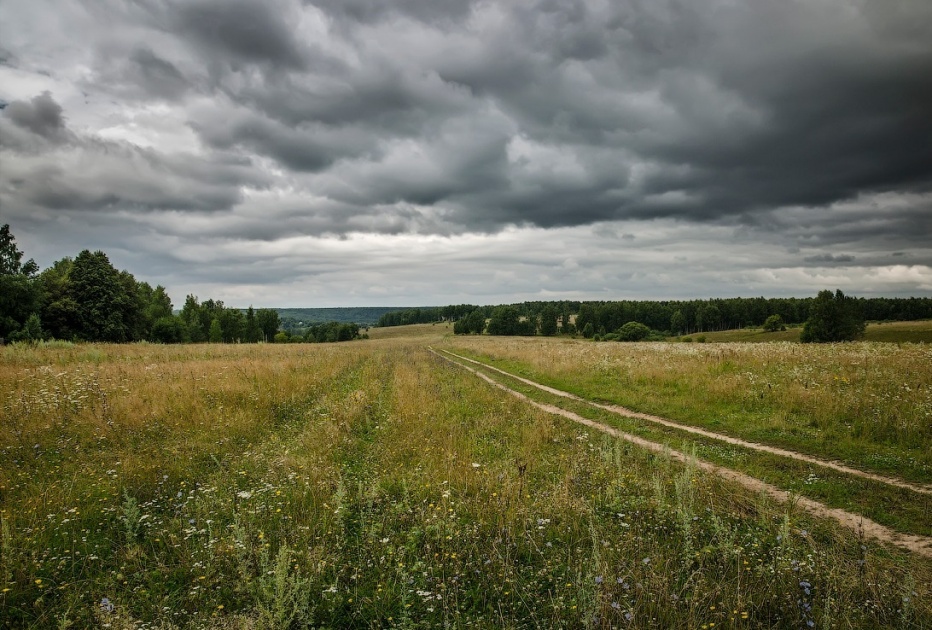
[762,314,786,332]
[801,289,865,343]
[618,321,650,341]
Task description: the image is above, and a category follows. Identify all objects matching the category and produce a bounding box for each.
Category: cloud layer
[1,0,930,305]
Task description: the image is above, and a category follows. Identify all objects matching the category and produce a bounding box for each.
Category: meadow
[1,335,930,628]
[693,320,932,344]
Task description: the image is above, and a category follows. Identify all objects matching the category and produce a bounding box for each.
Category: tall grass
[441,337,932,484]
[1,340,929,628]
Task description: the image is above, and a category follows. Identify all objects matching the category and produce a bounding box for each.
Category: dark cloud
[1,0,930,302]
[804,253,856,264]
[173,0,308,70]
[127,48,191,100]
[3,92,68,140]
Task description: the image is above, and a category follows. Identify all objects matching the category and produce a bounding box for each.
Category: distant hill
[272,307,429,327]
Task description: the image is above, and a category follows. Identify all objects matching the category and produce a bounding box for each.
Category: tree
[539,305,558,336]
[11,313,44,343]
[69,250,134,342]
[576,304,596,336]
[465,309,486,334]
[38,258,80,340]
[209,318,223,343]
[219,308,244,342]
[0,224,38,276]
[800,290,865,343]
[0,225,42,339]
[486,306,520,336]
[180,295,203,341]
[151,316,186,343]
[617,321,650,341]
[245,306,260,343]
[256,309,280,342]
[670,310,687,336]
[762,314,786,332]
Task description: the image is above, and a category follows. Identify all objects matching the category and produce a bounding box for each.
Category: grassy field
[441,337,932,487]
[2,337,930,628]
[692,320,932,344]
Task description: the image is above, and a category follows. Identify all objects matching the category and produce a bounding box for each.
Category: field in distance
[1,336,929,628]
[691,319,932,343]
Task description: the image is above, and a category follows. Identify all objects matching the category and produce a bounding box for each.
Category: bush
[696,335,707,343]
[762,314,786,332]
[800,289,865,343]
[617,321,651,341]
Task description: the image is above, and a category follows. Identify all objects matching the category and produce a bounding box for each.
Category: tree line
[0,225,361,344]
[376,294,931,338]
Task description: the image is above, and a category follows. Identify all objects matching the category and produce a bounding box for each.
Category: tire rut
[440,350,932,496]
[433,348,932,559]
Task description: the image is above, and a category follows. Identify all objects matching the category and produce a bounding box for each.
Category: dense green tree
[256,309,280,342]
[0,224,38,276]
[800,290,865,343]
[208,318,223,343]
[617,321,651,341]
[244,306,260,343]
[151,316,186,343]
[69,250,137,342]
[762,314,786,332]
[219,308,245,343]
[486,306,520,336]
[180,295,206,342]
[539,305,558,336]
[670,310,687,335]
[10,313,44,343]
[465,309,486,334]
[0,225,42,339]
[38,259,80,340]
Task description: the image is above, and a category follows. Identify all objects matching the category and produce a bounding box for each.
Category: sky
[1,0,931,308]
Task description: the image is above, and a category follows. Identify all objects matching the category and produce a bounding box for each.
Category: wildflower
[100,597,115,613]
[611,601,620,609]
[595,575,603,584]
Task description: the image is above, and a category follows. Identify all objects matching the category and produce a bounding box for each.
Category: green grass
[439,351,932,537]
[690,320,932,344]
[440,336,932,486]
[1,341,929,628]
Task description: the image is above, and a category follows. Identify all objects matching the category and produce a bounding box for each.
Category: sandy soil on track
[440,350,932,496]
[434,349,932,559]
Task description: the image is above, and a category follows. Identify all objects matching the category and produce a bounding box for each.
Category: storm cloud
[1,0,930,305]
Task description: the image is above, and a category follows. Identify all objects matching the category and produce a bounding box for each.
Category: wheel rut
[440,349,932,496]
[433,348,932,559]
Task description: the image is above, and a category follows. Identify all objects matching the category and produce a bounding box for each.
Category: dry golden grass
[1,340,929,628]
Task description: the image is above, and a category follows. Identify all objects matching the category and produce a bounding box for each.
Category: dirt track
[434,348,932,559]
[440,349,932,496]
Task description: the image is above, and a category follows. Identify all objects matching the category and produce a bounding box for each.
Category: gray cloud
[173,0,309,70]
[1,0,930,303]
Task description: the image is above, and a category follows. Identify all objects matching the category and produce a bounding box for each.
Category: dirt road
[434,348,932,559]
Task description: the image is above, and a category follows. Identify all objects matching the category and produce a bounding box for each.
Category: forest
[0,225,362,344]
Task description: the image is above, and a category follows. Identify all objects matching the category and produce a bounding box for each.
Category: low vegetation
[2,337,929,628]
[439,336,932,485]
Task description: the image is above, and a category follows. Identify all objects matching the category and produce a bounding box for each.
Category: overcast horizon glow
[1,0,930,308]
